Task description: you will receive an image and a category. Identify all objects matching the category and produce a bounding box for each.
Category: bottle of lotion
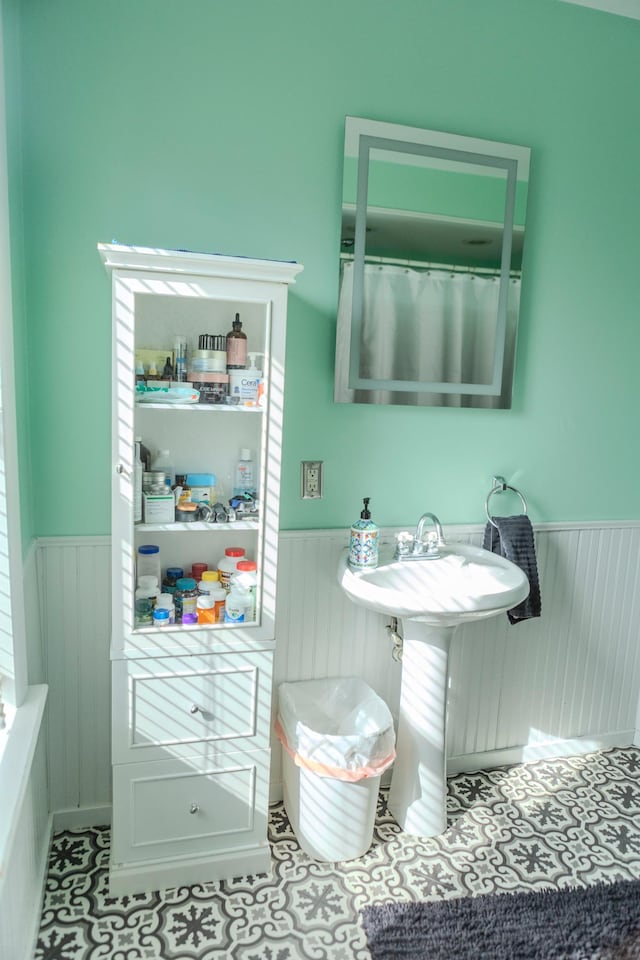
[349,497,379,569]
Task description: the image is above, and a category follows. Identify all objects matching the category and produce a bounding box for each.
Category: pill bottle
[137,544,161,585]
[182,612,198,626]
[136,575,159,603]
[217,547,246,592]
[191,562,208,583]
[235,560,258,621]
[196,594,217,625]
[199,569,220,593]
[134,596,153,627]
[224,583,251,624]
[134,575,159,627]
[162,566,184,595]
[174,577,198,623]
[153,607,171,628]
[156,593,176,624]
[211,586,226,622]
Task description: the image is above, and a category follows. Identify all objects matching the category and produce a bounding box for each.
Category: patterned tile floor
[35,747,640,960]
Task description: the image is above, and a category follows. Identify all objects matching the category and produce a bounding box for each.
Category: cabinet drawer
[111,750,270,866]
[112,650,273,763]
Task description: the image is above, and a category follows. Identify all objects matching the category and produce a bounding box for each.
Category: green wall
[8,0,640,535]
[2,0,33,550]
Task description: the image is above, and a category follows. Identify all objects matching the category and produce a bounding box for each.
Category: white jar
[150,449,175,487]
[217,547,246,592]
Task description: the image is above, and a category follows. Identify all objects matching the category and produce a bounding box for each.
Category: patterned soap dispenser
[349,497,379,569]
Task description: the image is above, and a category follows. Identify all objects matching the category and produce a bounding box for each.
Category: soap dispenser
[349,497,379,569]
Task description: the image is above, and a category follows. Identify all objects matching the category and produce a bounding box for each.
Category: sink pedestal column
[387,620,454,837]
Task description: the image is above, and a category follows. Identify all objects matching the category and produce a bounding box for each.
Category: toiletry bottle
[174,336,188,382]
[151,448,175,488]
[349,497,379,569]
[234,448,255,496]
[134,440,143,523]
[226,313,247,369]
[135,436,151,471]
[224,581,251,623]
[243,353,263,405]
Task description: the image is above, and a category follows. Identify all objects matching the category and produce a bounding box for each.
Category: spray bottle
[349,497,379,569]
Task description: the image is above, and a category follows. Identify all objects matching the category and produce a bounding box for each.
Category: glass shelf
[135,401,264,413]
[136,520,259,533]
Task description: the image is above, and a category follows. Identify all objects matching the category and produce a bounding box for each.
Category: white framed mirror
[334,117,531,408]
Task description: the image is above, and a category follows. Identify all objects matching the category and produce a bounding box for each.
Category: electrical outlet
[301,460,323,499]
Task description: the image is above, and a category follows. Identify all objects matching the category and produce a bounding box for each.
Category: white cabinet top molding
[98,243,304,285]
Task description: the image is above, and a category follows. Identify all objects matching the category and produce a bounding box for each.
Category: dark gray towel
[482,514,541,624]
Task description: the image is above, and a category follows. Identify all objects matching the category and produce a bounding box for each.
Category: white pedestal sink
[338,543,530,837]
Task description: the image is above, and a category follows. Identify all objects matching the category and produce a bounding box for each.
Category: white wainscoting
[36,522,640,819]
[37,536,112,825]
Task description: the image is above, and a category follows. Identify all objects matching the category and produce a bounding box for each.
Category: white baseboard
[52,805,112,832]
[108,845,271,897]
[447,730,635,775]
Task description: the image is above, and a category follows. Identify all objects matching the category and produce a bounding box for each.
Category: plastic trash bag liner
[276,677,396,781]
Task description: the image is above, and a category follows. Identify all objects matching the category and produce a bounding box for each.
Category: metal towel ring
[485,476,528,528]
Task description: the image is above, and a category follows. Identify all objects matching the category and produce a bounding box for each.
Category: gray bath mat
[362,878,640,959]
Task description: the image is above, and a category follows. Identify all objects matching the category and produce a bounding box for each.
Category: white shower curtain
[335,261,520,407]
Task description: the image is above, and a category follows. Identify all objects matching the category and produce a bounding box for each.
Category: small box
[143,493,175,523]
[135,348,175,379]
[186,472,216,504]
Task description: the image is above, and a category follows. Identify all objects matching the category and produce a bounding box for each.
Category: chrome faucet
[395,512,445,561]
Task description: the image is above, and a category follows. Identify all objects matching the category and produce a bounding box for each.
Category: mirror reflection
[334,117,530,408]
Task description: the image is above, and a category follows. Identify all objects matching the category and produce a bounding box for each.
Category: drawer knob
[190,802,199,815]
[190,704,200,714]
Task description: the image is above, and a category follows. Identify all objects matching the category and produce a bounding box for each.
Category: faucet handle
[394,531,414,558]
[425,531,440,554]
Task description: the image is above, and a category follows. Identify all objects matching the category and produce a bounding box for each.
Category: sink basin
[338,542,529,626]
[338,539,530,839]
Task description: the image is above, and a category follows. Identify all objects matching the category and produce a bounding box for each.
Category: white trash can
[276,677,396,862]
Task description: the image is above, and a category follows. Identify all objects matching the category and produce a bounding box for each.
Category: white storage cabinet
[99,243,302,895]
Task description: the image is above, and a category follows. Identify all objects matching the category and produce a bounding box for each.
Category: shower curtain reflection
[335,261,520,408]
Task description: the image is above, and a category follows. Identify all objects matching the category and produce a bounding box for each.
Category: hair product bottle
[226,313,247,369]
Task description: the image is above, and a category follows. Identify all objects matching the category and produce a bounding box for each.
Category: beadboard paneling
[274,524,640,782]
[37,537,112,817]
[37,523,640,816]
